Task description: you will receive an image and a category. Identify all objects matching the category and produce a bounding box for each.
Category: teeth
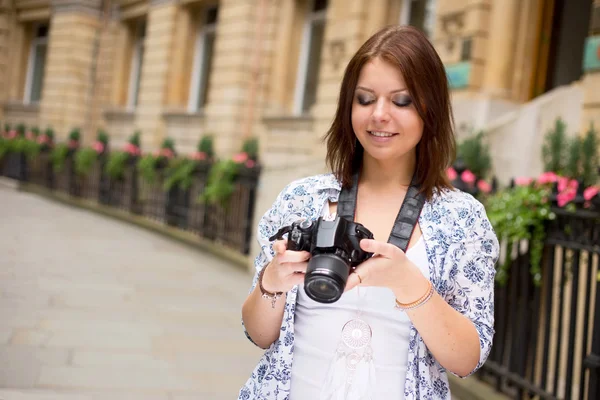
[369,131,395,137]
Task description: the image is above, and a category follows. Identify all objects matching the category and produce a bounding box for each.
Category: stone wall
[40,1,102,140]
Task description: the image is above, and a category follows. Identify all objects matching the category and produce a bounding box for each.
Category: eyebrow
[356,86,408,94]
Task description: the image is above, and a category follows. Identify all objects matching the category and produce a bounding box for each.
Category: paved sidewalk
[0,186,262,399]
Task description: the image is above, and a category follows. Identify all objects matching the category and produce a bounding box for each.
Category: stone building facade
[0,0,599,199]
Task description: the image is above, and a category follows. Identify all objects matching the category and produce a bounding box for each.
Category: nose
[371,98,390,123]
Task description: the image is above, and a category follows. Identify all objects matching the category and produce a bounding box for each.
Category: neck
[359,152,416,191]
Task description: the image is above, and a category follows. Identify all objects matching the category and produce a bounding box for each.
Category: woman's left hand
[345,238,422,293]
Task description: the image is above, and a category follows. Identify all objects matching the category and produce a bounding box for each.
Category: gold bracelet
[395,280,434,311]
[258,267,283,309]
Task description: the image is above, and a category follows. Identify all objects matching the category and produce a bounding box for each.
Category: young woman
[239,25,499,400]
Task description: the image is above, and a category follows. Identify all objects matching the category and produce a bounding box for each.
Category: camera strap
[337,172,426,252]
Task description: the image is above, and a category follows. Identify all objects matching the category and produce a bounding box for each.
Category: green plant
[68,128,81,141]
[129,131,141,147]
[485,184,555,286]
[97,129,109,145]
[16,123,26,137]
[74,147,98,176]
[137,153,161,184]
[542,118,569,174]
[457,131,492,179]
[0,137,7,161]
[198,135,214,158]
[564,136,582,179]
[242,137,259,161]
[581,124,599,186]
[23,138,42,160]
[43,127,55,141]
[201,159,240,206]
[105,151,130,180]
[161,137,175,151]
[51,143,70,172]
[164,158,197,191]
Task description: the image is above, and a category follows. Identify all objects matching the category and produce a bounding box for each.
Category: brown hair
[324,25,456,200]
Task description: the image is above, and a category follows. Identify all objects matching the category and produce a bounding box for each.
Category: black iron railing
[479,205,600,400]
[1,151,260,256]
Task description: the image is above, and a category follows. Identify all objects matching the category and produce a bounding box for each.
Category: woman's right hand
[261,239,311,293]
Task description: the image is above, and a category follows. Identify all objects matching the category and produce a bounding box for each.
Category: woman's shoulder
[431,188,484,210]
[278,173,340,199]
[425,188,490,228]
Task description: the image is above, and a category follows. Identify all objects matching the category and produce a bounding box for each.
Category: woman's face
[351,57,424,166]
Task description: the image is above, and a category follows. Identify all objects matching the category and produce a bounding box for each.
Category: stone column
[0,0,9,121]
[132,0,179,150]
[39,0,102,140]
[481,0,520,99]
[203,0,263,156]
[310,0,368,162]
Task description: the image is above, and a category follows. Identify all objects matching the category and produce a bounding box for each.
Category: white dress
[289,205,430,400]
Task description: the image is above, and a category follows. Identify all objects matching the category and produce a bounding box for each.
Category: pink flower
[160,148,174,159]
[68,139,79,149]
[536,171,558,185]
[123,142,140,156]
[26,131,35,140]
[191,151,207,161]
[37,135,49,144]
[7,130,17,139]
[584,186,599,201]
[558,177,578,193]
[245,159,256,168]
[232,152,249,164]
[446,167,457,181]
[557,188,577,207]
[515,177,533,186]
[461,169,476,184]
[92,141,105,154]
[152,149,160,157]
[477,180,492,194]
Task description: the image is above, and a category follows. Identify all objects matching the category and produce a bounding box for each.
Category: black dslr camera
[269,216,374,303]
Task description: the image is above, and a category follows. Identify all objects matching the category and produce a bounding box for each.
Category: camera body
[269,216,374,303]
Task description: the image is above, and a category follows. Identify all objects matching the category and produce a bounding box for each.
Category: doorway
[530,0,593,99]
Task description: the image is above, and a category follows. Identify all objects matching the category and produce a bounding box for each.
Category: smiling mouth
[368,131,398,137]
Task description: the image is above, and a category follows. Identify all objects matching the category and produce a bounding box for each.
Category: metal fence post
[583,280,600,400]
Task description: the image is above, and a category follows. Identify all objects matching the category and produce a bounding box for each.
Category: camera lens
[304,254,349,303]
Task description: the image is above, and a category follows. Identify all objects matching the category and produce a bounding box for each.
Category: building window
[294,0,327,115]
[188,6,218,111]
[127,19,146,109]
[24,24,49,104]
[399,0,437,38]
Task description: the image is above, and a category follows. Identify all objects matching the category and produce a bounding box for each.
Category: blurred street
[0,185,261,399]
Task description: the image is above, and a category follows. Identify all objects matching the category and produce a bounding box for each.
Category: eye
[356,94,374,106]
[392,95,412,107]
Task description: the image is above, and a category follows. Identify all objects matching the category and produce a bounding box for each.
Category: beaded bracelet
[258,267,283,309]
[395,280,434,311]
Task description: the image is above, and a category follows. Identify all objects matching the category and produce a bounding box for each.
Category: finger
[345,272,361,292]
[346,260,372,289]
[279,250,311,263]
[360,239,400,259]
[282,261,308,275]
[273,240,287,255]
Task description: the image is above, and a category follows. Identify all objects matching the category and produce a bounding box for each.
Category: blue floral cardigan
[239,173,499,400]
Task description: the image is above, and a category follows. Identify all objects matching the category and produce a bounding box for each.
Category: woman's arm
[394,201,498,376]
[394,270,483,377]
[350,200,498,377]
[241,186,309,349]
[242,244,309,349]
[242,262,287,349]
